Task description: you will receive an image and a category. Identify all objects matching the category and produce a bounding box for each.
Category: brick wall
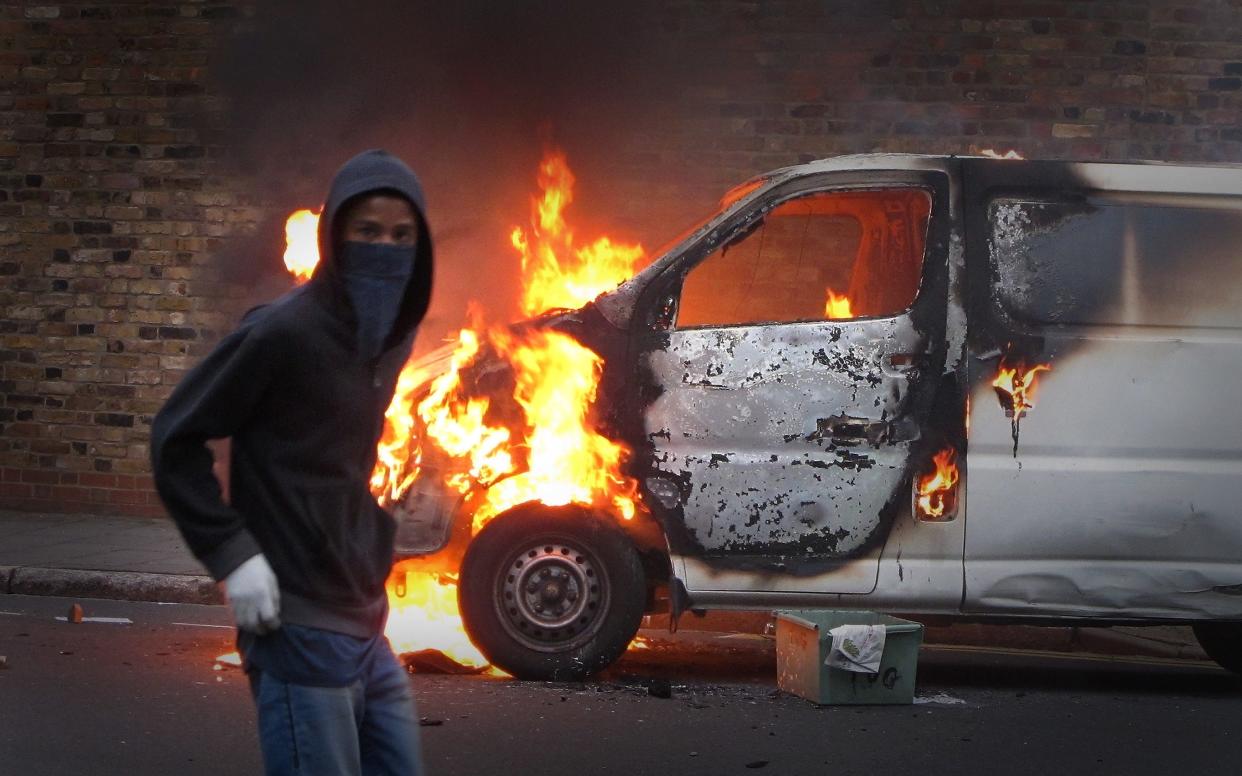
[5,0,1242,518]
[0,1,260,516]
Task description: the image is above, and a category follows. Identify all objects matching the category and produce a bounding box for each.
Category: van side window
[989,195,1242,328]
[676,188,931,328]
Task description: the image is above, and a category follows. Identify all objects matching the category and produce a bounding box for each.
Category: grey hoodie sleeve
[150,316,278,581]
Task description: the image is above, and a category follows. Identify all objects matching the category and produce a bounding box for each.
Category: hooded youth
[151,150,434,637]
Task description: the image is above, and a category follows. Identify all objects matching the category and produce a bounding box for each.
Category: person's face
[340,193,419,247]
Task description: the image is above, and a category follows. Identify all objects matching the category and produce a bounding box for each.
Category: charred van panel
[645,318,930,557]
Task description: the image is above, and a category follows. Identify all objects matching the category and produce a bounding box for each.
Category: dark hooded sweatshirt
[150,150,434,638]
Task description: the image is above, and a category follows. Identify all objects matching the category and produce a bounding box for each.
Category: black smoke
[211,0,687,348]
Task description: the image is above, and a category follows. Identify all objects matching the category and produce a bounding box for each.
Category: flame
[916,448,959,519]
[992,359,1051,457]
[384,567,490,667]
[283,209,321,283]
[991,362,1051,418]
[469,327,638,533]
[979,149,1024,160]
[824,289,854,319]
[510,151,645,317]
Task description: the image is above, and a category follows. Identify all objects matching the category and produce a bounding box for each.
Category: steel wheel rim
[494,536,609,653]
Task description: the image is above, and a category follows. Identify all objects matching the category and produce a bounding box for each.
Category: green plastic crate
[775,610,923,705]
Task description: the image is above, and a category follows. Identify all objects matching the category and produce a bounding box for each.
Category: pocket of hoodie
[295,484,389,594]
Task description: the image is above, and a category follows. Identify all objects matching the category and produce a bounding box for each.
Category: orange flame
[469,327,638,533]
[916,448,959,519]
[510,151,645,317]
[991,362,1050,418]
[824,289,853,319]
[383,569,490,667]
[282,209,320,283]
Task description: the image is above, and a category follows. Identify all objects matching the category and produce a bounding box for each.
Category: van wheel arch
[1193,622,1242,674]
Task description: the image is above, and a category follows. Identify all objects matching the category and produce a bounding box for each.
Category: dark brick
[0,262,19,276]
[790,104,828,118]
[1031,19,1052,34]
[94,413,135,428]
[1222,128,1242,142]
[25,174,42,187]
[51,279,68,291]
[44,367,61,379]
[94,458,113,472]
[166,83,203,97]
[202,6,240,19]
[47,113,84,128]
[1225,63,1242,76]
[52,248,70,262]
[1113,40,1146,56]
[112,250,131,262]
[1129,110,1176,125]
[77,324,95,335]
[138,326,158,340]
[72,221,112,235]
[1209,77,1241,91]
[158,326,198,340]
[163,145,205,159]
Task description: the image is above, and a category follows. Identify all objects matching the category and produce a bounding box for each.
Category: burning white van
[393,154,1242,679]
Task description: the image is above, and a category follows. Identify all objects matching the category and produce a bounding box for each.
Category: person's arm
[150,313,278,582]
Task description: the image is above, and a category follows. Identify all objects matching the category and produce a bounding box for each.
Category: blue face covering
[336,241,416,360]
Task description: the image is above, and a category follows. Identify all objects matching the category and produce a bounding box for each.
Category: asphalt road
[2,594,1240,776]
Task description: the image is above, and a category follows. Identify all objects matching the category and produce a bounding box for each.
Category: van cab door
[630,168,954,594]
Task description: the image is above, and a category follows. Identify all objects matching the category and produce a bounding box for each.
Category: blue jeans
[249,647,423,775]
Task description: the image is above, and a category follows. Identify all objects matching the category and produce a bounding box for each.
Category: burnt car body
[398,154,1242,677]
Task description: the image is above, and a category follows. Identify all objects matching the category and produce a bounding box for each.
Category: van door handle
[814,415,921,446]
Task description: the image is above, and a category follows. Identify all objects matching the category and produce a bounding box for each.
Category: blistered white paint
[646,316,929,562]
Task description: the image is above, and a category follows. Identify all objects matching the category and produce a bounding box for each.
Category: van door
[962,160,1242,619]
[630,169,954,594]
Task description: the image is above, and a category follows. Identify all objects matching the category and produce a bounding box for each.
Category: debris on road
[214,652,242,670]
[418,717,444,727]
[913,692,967,706]
[68,603,83,623]
[0,655,8,669]
[55,615,133,625]
[647,678,673,699]
[745,761,770,769]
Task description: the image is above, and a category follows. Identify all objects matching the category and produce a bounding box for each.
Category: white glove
[223,553,281,634]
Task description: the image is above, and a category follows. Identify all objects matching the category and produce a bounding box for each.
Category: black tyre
[458,504,646,680]
[1193,622,1242,674]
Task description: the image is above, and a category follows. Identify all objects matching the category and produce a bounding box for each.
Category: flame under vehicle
[396,154,1242,679]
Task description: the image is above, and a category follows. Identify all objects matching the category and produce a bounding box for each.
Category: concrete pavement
[0,509,1212,662]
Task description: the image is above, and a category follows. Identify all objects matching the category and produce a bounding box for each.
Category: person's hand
[223,554,281,634]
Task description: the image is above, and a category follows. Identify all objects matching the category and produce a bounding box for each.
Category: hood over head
[312,149,435,345]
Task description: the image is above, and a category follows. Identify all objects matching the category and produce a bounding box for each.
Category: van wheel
[458,504,646,681]
[1193,623,1242,674]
